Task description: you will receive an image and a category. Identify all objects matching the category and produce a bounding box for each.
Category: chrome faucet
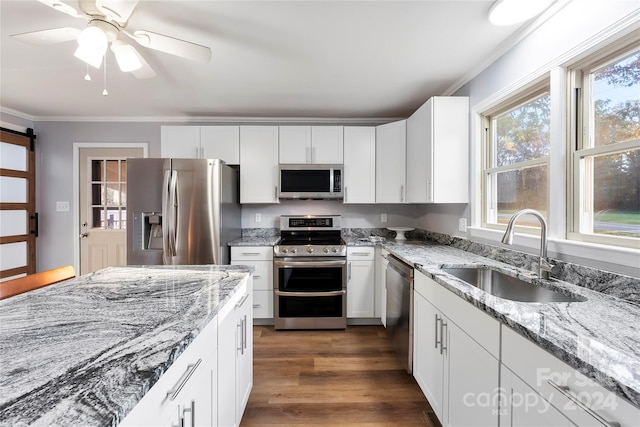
[501,209,554,280]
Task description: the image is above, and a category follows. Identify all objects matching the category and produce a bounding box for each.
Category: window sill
[468,226,640,277]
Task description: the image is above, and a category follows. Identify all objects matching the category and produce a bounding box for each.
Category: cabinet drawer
[347,247,375,260]
[231,260,272,290]
[502,326,640,426]
[253,290,274,319]
[231,246,273,260]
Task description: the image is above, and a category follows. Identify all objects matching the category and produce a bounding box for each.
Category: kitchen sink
[441,267,586,303]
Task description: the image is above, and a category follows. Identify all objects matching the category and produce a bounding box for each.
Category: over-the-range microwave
[278,164,343,199]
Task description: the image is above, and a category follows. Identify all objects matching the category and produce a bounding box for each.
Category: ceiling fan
[10,0,212,79]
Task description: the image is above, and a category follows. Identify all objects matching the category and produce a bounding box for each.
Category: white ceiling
[0,1,547,122]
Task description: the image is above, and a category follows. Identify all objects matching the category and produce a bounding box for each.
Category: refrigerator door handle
[162,169,172,264]
[168,171,178,257]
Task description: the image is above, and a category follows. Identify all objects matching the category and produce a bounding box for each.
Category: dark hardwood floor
[241,325,439,426]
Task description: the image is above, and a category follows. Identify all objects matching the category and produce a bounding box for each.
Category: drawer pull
[350,252,371,256]
[547,380,621,427]
[166,359,201,401]
[242,252,261,256]
[253,304,261,308]
[253,275,261,279]
[236,293,250,308]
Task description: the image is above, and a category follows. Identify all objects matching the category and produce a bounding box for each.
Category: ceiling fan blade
[96,0,139,25]
[131,30,211,63]
[130,48,157,79]
[10,27,81,45]
[37,0,83,18]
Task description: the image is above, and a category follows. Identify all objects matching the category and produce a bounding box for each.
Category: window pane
[91,160,103,181]
[591,50,640,147]
[106,182,120,205]
[91,183,104,205]
[493,94,551,167]
[490,165,548,225]
[92,207,103,228]
[120,160,127,183]
[584,148,640,238]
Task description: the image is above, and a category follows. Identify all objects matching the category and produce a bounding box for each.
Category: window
[90,159,127,229]
[482,83,551,230]
[571,44,640,248]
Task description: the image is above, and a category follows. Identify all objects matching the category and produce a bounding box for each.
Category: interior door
[0,129,36,280]
[79,147,143,275]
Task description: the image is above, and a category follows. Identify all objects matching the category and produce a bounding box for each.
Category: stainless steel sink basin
[441,267,585,303]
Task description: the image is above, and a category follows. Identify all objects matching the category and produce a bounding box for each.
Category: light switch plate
[56,201,70,212]
[381,213,388,223]
[255,213,262,223]
[458,218,467,232]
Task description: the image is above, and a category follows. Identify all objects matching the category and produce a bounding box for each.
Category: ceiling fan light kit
[74,24,109,68]
[488,0,555,26]
[111,39,142,72]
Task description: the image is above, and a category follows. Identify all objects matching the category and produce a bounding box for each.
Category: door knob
[80,233,89,239]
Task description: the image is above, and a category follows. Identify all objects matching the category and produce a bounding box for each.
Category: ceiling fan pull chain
[102,54,108,96]
[84,63,91,82]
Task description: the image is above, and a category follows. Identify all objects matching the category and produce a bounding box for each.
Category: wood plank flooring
[241,325,439,426]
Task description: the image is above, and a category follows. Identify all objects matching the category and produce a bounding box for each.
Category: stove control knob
[331,247,338,253]
[281,248,288,254]
[307,247,314,253]
[323,247,329,253]
[291,248,297,254]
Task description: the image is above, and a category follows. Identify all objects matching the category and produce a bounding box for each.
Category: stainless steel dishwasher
[386,254,414,374]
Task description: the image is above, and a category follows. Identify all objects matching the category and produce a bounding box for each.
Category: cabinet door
[446,320,499,427]
[279,126,311,163]
[374,248,388,323]
[311,126,343,164]
[235,287,253,422]
[240,126,279,203]
[161,126,201,158]
[376,120,406,203]
[500,367,575,427]
[406,98,432,203]
[343,127,375,203]
[413,291,445,421]
[200,126,240,164]
[347,259,374,318]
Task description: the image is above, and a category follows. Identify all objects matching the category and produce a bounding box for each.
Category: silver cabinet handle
[348,262,352,281]
[350,252,371,256]
[344,186,348,202]
[236,293,249,308]
[253,303,261,309]
[241,252,261,256]
[166,359,201,401]
[427,179,431,201]
[440,320,447,355]
[435,314,441,350]
[253,275,262,279]
[547,380,621,427]
[400,185,404,202]
[275,186,278,201]
[243,314,248,351]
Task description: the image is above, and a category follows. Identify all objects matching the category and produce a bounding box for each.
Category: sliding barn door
[0,129,37,281]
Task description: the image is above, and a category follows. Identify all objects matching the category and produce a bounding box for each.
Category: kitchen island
[0,265,253,427]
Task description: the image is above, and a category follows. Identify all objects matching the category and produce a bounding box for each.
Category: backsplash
[241,227,640,305]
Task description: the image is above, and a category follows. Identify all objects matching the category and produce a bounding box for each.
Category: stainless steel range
[273,215,347,330]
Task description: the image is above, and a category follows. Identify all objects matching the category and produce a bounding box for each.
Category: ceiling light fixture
[110,40,142,72]
[74,25,108,68]
[488,0,555,26]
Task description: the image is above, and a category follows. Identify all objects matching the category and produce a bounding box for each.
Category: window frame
[568,40,640,249]
[481,80,551,235]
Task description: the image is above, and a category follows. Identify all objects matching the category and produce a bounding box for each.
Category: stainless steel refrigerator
[126,158,241,266]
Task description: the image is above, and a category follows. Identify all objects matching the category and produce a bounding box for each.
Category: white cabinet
[239,126,279,203]
[376,120,406,203]
[279,126,344,164]
[231,246,274,320]
[343,127,375,204]
[374,247,388,326]
[120,308,217,427]
[217,279,253,427]
[413,271,500,426]
[501,326,640,427]
[161,126,240,164]
[347,247,375,318]
[406,96,469,203]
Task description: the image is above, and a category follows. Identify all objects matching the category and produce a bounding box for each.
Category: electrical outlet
[381,213,388,223]
[56,201,70,212]
[458,218,467,232]
[255,213,262,223]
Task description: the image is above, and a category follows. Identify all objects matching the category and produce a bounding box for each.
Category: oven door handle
[275,290,346,297]
[274,260,346,268]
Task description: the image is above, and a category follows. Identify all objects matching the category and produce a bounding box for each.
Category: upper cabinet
[343,126,375,204]
[376,120,407,203]
[406,97,469,203]
[161,125,240,165]
[240,126,279,204]
[279,126,344,164]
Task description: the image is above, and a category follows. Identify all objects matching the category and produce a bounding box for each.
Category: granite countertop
[0,265,253,427]
[377,240,640,409]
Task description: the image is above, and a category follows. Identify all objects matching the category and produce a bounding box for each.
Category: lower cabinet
[217,280,253,427]
[231,246,273,320]
[347,247,375,318]
[120,277,252,427]
[413,271,500,426]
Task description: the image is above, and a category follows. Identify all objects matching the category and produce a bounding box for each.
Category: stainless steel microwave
[278,164,343,199]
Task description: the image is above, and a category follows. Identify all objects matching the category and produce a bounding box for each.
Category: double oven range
[273,215,347,330]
